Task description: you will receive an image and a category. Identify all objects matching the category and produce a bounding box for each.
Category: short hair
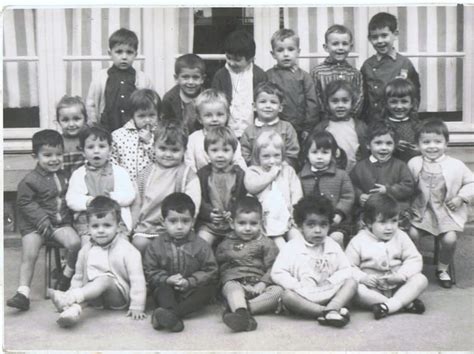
[324,79,358,111]
[254,81,284,103]
[383,78,419,119]
[366,120,398,145]
[415,118,450,143]
[223,30,256,60]
[303,130,339,160]
[175,53,206,75]
[325,24,353,43]
[153,121,188,149]
[79,125,112,149]
[56,95,87,122]
[293,195,335,227]
[362,193,400,226]
[368,12,398,33]
[270,28,300,49]
[86,196,121,223]
[32,129,64,155]
[161,192,195,219]
[195,89,229,117]
[231,196,263,218]
[128,89,162,117]
[204,126,238,152]
[109,28,139,50]
[252,130,285,166]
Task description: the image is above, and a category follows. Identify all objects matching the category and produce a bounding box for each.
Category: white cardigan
[66,163,135,230]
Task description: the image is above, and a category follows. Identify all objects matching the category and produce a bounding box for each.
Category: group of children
[6,12,474,333]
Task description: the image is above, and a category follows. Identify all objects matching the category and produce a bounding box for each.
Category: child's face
[271,37,300,68]
[386,96,413,120]
[368,133,395,163]
[207,140,235,171]
[231,211,262,241]
[133,108,158,131]
[368,27,398,56]
[299,213,330,246]
[154,141,185,168]
[83,135,111,168]
[109,44,137,71]
[259,144,283,171]
[35,145,64,173]
[418,132,448,161]
[308,142,332,170]
[198,102,228,131]
[254,92,283,123]
[368,213,399,242]
[57,105,86,138]
[163,209,194,240]
[225,53,252,73]
[324,32,352,63]
[175,68,205,98]
[88,212,118,247]
[327,88,353,121]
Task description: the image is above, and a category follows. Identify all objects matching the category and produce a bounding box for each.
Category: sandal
[372,303,389,320]
[317,308,350,328]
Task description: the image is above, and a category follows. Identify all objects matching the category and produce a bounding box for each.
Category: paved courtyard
[3,230,474,352]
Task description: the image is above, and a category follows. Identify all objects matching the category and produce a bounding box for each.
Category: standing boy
[266,28,319,141]
[311,25,364,120]
[361,12,420,123]
[86,28,154,132]
[162,54,206,134]
[212,30,267,138]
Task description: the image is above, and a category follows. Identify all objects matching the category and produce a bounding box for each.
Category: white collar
[254,117,279,127]
[423,154,446,163]
[388,116,410,122]
[179,90,194,104]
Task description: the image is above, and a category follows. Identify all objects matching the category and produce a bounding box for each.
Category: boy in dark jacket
[143,193,218,332]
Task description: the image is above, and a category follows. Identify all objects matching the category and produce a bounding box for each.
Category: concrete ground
[3,230,474,352]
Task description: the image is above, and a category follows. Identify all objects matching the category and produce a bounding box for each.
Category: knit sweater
[299,161,355,220]
[70,236,146,312]
[143,231,218,291]
[86,67,154,125]
[408,155,474,229]
[345,228,423,285]
[216,233,279,285]
[266,65,319,133]
[162,84,202,134]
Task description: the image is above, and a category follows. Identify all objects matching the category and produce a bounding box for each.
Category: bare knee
[441,231,457,247]
[409,227,421,243]
[198,230,216,245]
[132,236,151,254]
[409,273,429,290]
[329,232,344,249]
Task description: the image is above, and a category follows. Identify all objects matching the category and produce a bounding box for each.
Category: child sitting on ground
[111,88,161,181]
[184,89,247,172]
[240,81,300,169]
[299,130,355,248]
[131,122,201,255]
[7,130,82,311]
[311,24,364,120]
[271,196,357,328]
[408,118,474,289]
[212,30,267,138]
[49,196,147,327]
[162,53,206,134]
[350,120,414,229]
[86,28,153,131]
[345,193,428,320]
[266,28,319,142]
[244,130,303,250]
[313,79,368,172]
[66,126,135,244]
[56,95,87,178]
[144,193,218,332]
[382,77,421,162]
[216,196,282,332]
[361,12,420,124]
[196,127,247,246]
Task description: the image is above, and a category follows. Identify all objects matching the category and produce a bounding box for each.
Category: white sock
[17,286,30,298]
[437,262,449,272]
[63,265,74,278]
[67,288,85,303]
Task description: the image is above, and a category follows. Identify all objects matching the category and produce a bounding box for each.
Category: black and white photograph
[2,2,474,352]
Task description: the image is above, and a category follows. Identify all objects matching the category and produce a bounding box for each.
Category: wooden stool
[44,240,64,299]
